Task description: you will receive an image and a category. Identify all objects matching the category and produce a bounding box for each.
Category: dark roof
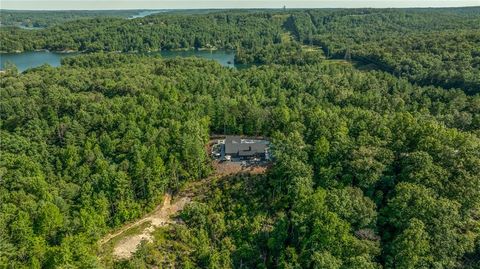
[225,136,268,157]
[225,136,242,155]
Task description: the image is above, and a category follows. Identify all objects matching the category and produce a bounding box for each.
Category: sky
[1,0,479,10]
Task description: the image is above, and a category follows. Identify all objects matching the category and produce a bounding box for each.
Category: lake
[0,50,237,72]
[0,51,78,72]
[128,10,166,19]
[18,25,45,30]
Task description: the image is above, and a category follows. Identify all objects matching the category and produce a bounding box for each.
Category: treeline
[1,8,479,95]
[1,54,479,268]
[0,10,143,28]
[0,12,285,53]
[292,9,480,94]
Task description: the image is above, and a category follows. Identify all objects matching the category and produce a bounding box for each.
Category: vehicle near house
[211,143,222,158]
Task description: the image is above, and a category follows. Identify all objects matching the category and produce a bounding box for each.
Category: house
[223,136,270,161]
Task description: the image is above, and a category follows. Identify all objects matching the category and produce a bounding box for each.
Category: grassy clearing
[301,45,322,52]
[325,59,354,66]
[272,14,290,19]
[281,32,294,43]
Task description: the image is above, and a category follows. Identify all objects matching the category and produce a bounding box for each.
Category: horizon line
[2,0,479,11]
[2,5,479,11]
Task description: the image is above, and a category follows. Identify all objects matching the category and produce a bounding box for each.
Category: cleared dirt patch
[99,143,269,261]
[212,160,267,176]
[100,194,190,260]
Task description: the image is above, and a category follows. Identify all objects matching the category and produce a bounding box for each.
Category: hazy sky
[1,0,479,10]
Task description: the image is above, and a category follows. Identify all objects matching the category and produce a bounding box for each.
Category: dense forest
[1,7,480,269]
[1,8,479,93]
[0,10,148,28]
[1,52,479,268]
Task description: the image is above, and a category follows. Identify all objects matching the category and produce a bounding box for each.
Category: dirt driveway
[99,194,190,259]
[99,159,268,260]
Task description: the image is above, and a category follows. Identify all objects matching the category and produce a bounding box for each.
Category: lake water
[0,51,78,72]
[18,25,45,30]
[129,10,166,19]
[0,50,237,72]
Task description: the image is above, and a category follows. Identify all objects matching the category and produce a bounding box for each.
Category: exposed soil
[99,146,268,260]
[212,160,267,176]
[99,194,190,260]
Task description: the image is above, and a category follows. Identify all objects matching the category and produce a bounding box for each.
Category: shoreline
[0,47,231,55]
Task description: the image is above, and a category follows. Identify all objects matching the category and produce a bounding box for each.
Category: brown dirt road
[99,194,190,259]
[99,159,267,260]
